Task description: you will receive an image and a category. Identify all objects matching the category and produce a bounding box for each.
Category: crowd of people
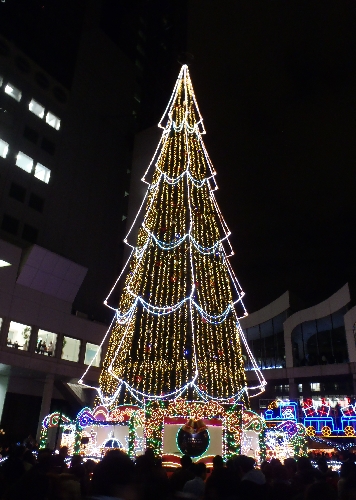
[1,444,356,500]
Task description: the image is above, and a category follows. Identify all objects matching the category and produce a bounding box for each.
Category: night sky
[187,1,356,312]
[1,0,356,314]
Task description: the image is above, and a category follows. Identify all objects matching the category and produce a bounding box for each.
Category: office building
[240,283,356,411]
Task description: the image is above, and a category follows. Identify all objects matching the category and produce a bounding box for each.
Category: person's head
[234,455,256,474]
[194,462,207,480]
[305,481,338,500]
[84,459,96,474]
[144,447,156,465]
[317,457,329,473]
[38,448,53,470]
[23,449,36,465]
[272,463,288,482]
[180,454,192,469]
[284,457,297,475]
[297,456,313,472]
[213,455,224,469]
[340,460,356,479]
[340,474,356,500]
[70,454,82,468]
[58,445,67,456]
[91,450,135,497]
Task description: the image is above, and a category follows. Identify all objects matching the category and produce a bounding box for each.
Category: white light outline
[80,64,266,403]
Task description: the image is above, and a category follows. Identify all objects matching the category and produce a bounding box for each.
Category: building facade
[240,284,356,411]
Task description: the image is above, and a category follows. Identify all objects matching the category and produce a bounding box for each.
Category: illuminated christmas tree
[84,65,265,408]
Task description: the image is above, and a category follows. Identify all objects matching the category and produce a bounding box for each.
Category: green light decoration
[128,410,144,459]
[259,427,267,462]
[39,412,72,450]
[290,423,308,457]
[73,421,82,455]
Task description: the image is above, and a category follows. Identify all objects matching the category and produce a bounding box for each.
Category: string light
[79,64,265,408]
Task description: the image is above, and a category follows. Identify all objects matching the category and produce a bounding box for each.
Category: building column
[0,318,10,347]
[289,378,298,400]
[55,333,64,360]
[0,375,9,425]
[36,373,54,440]
[28,326,39,353]
[78,340,86,365]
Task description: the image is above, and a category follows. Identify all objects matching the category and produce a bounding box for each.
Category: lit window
[37,329,57,356]
[45,111,60,130]
[29,99,45,119]
[298,384,303,392]
[4,83,22,102]
[16,151,33,173]
[34,163,51,183]
[8,321,32,351]
[310,383,320,392]
[0,260,11,267]
[0,138,9,158]
[0,76,3,87]
[84,342,101,367]
[61,336,80,362]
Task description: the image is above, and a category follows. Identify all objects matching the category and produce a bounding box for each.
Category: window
[28,193,44,212]
[4,83,22,102]
[41,137,56,155]
[242,311,287,371]
[36,330,57,356]
[1,214,19,235]
[22,224,38,243]
[292,306,348,367]
[23,126,39,144]
[0,318,2,330]
[16,152,33,173]
[29,99,45,119]
[0,76,3,87]
[298,384,303,392]
[61,336,80,362]
[45,111,60,130]
[0,138,9,158]
[275,384,289,393]
[8,321,32,351]
[9,182,26,202]
[311,383,321,392]
[84,343,101,367]
[34,163,51,183]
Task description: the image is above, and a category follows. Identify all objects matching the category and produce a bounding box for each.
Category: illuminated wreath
[321,426,332,437]
[344,426,355,437]
[306,425,316,437]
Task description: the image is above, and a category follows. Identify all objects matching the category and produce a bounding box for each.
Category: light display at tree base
[39,400,313,464]
[40,400,246,466]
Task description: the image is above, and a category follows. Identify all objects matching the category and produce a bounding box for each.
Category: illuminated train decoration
[302,401,356,438]
[264,399,356,441]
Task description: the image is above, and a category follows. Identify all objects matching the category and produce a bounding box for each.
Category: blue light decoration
[302,400,356,437]
[303,402,335,433]
[264,399,356,440]
[262,401,307,460]
[264,401,298,422]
